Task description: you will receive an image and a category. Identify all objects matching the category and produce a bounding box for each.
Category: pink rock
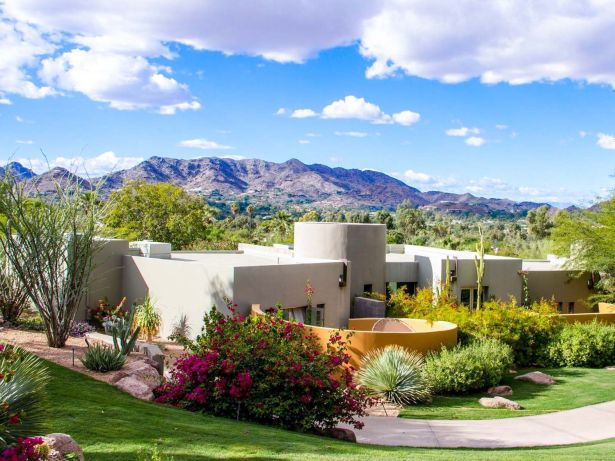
[487,385,513,396]
[515,371,556,385]
[111,360,161,392]
[115,376,155,400]
[43,433,84,461]
[479,396,522,410]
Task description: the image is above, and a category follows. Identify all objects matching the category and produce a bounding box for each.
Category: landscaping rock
[515,371,556,385]
[479,396,522,410]
[43,433,84,461]
[487,385,513,397]
[114,375,155,401]
[111,359,161,392]
[606,366,615,371]
[328,428,356,443]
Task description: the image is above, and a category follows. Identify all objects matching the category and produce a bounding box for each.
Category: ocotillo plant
[474,225,485,310]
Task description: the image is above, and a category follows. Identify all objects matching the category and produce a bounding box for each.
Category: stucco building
[84,222,595,338]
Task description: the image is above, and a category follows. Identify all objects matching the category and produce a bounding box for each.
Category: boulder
[43,433,84,461]
[487,385,513,397]
[515,371,556,385]
[479,396,522,410]
[114,376,155,401]
[328,428,356,443]
[111,359,161,392]
[606,366,615,371]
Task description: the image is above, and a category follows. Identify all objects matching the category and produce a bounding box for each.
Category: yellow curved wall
[251,305,458,368]
[560,312,615,324]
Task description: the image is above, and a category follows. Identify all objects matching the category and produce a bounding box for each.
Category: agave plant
[81,340,126,372]
[135,296,161,343]
[356,345,430,406]
[0,343,49,447]
[108,304,141,355]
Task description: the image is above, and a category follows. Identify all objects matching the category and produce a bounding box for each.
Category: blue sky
[1,1,614,206]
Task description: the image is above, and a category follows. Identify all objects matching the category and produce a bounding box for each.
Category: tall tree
[104,181,215,249]
[395,200,426,243]
[552,197,615,303]
[526,205,553,239]
[0,174,103,347]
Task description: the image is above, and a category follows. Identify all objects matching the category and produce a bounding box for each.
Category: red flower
[300,394,312,404]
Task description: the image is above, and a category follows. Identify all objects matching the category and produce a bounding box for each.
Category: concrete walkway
[343,401,615,448]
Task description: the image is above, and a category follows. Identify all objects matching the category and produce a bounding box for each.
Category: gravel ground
[0,327,149,384]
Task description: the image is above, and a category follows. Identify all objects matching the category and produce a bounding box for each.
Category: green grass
[401,367,615,420]
[42,362,615,460]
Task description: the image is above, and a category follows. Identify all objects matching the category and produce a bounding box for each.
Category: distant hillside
[6,156,551,215]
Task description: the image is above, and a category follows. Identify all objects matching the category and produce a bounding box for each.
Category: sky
[1,1,614,207]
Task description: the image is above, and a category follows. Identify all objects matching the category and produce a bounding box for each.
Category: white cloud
[597,133,615,150]
[335,131,369,137]
[360,1,615,88]
[496,124,508,130]
[298,139,310,144]
[329,156,343,163]
[392,110,420,126]
[15,116,24,123]
[321,95,419,126]
[39,49,200,112]
[220,155,246,161]
[6,151,144,176]
[275,108,287,115]
[178,138,233,150]
[0,97,12,105]
[465,136,486,147]
[16,139,33,144]
[403,169,432,183]
[579,130,588,138]
[305,132,320,137]
[446,127,480,137]
[291,108,318,118]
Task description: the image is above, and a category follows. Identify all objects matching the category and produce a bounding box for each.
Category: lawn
[43,361,615,460]
[401,367,615,420]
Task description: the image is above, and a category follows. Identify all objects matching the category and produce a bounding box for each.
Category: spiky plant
[108,304,141,355]
[0,343,49,447]
[135,296,161,343]
[168,313,191,345]
[81,340,126,372]
[356,345,430,406]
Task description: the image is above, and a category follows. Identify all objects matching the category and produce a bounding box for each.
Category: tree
[552,197,615,303]
[298,210,321,222]
[0,248,30,323]
[0,174,103,347]
[230,202,240,217]
[375,210,395,229]
[527,205,553,239]
[395,200,426,243]
[104,181,215,249]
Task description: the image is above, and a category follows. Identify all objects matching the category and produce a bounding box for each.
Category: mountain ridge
[9,156,551,215]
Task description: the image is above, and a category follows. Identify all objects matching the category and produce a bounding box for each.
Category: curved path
[343,401,615,448]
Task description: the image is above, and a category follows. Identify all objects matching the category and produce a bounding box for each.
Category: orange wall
[559,313,615,324]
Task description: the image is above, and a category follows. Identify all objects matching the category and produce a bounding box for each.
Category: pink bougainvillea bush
[154,305,370,431]
[0,437,45,461]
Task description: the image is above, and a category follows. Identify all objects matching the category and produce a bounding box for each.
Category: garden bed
[400,367,615,420]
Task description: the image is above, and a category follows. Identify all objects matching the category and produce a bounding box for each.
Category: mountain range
[1,156,551,215]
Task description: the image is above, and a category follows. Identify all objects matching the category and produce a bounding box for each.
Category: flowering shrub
[0,344,48,451]
[69,321,95,338]
[89,296,127,329]
[155,304,370,431]
[388,287,562,366]
[0,437,46,461]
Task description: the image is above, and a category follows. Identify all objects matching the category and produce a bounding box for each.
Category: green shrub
[0,343,49,447]
[388,288,562,366]
[540,320,615,368]
[357,345,430,405]
[425,339,513,394]
[81,341,126,372]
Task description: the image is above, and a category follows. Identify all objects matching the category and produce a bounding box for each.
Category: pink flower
[300,394,312,404]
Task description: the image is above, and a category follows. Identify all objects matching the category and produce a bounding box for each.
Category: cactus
[109,304,141,355]
[474,226,485,311]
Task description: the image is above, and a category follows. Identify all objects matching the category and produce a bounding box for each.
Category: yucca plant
[0,343,49,447]
[81,340,126,372]
[356,345,430,406]
[168,313,191,345]
[135,296,161,343]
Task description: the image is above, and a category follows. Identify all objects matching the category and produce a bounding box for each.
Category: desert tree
[0,172,104,347]
[0,247,30,323]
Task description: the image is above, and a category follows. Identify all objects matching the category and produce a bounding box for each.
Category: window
[459,287,489,309]
[363,283,373,294]
[397,282,417,295]
[557,302,563,313]
[306,303,325,326]
[568,302,575,314]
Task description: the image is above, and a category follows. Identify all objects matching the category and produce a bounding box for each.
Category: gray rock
[111,359,161,392]
[487,385,513,396]
[479,396,522,410]
[114,376,155,401]
[328,427,356,442]
[515,371,556,385]
[43,433,84,461]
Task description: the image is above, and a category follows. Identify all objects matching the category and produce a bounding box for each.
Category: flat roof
[402,245,520,260]
[170,251,340,267]
[522,260,567,271]
[385,253,417,263]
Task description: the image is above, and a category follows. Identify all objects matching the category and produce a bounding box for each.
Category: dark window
[568,302,575,314]
[557,302,563,312]
[307,303,325,326]
[397,282,417,295]
[460,288,471,307]
[363,284,373,293]
[460,287,489,309]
